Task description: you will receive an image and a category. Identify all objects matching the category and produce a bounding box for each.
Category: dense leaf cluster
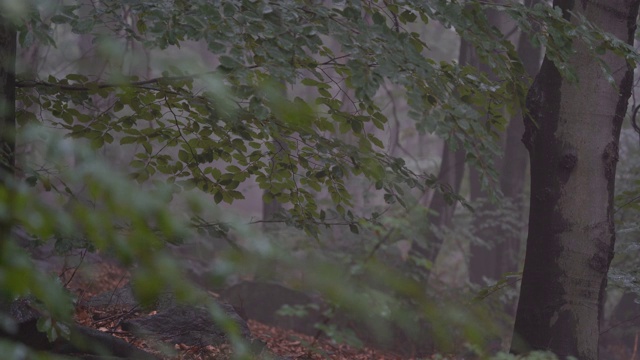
[13,0,536,235]
[13,1,634,236]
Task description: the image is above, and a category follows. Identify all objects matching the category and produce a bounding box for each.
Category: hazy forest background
[1,0,640,359]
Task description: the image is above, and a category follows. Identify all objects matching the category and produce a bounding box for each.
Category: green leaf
[214,191,223,204]
[120,136,137,145]
[71,18,95,34]
[219,55,241,69]
[372,12,386,25]
[399,10,417,23]
[50,15,71,24]
[142,142,152,154]
[178,150,189,162]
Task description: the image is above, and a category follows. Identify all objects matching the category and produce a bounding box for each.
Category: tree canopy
[1,0,639,359]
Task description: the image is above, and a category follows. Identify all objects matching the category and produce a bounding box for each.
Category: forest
[0,0,640,359]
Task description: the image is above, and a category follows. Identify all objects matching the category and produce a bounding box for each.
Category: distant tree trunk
[467,4,507,285]
[0,16,16,179]
[0,15,16,250]
[262,139,286,232]
[410,40,469,281]
[599,292,640,357]
[511,1,640,358]
[262,77,289,232]
[0,22,17,354]
[431,144,466,230]
[468,167,501,284]
[468,0,542,284]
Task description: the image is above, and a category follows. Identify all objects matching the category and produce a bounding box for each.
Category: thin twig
[601,313,640,335]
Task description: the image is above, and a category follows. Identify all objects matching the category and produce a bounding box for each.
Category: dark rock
[67,325,161,359]
[122,303,249,347]
[81,285,139,309]
[220,281,324,336]
[0,298,159,359]
[85,285,251,349]
[81,284,180,312]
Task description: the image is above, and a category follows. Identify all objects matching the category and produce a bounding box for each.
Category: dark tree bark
[262,139,287,232]
[469,0,542,285]
[0,12,16,255]
[0,16,16,179]
[511,1,640,358]
[262,82,288,232]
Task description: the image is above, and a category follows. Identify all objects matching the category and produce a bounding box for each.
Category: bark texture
[511,1,640,358]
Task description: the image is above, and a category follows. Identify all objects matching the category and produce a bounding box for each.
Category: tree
[511,1,640,358]
[408,38,468,282]
[0,1,527,356]
[14,1,509,235]
[0,12,15,178]
[467,4,516,286]
[1,0,638,358]
[0,4,16,256]
[469,0,542,286]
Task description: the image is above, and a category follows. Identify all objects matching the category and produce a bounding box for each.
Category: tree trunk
[409,40,469,281]
[466,4,508,286]
[0,16,16,179]
[262,81,288,233]
[599,292,640,357]
[262,139,287,232]
[469,0,542,284]
[469,167,502,284]
[511,1,640,358]
[0,14,17,350]
[411,142,465,281]
[0,14,16,252]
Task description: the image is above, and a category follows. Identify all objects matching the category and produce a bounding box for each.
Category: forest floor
[57,254,638,360]
[65,258,433,360]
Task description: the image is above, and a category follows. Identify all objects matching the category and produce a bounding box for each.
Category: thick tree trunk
[469,0,542,284]
[511,1,640,358]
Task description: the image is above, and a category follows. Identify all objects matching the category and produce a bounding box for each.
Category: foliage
[9,0,635,234]
[0,128,249,356]
[11,0,633,233]
[1,0,640,358]
[13,0,532,237]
